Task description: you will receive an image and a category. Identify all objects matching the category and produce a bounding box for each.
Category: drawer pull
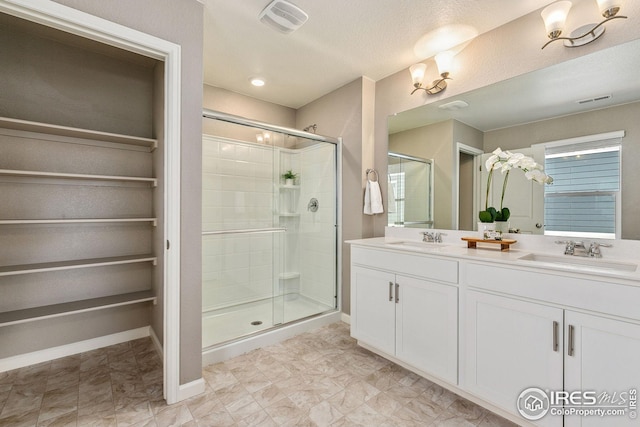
[553,321,559,352]
[388,282,393,302]
[395,283,399,303]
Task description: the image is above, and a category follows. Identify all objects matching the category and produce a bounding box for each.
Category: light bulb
[541,1,572,39]
[435,51,455,78]
[596,0,622,17]
[409,63,427,87]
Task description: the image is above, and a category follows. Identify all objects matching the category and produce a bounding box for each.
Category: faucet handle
[555,240,575,255]
[434,232,447,243]
[588,241,612,258]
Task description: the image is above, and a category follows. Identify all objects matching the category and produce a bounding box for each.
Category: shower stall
[387,152,434,228]
[201,110,340,354]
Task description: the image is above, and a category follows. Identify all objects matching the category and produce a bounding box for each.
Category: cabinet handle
[395,283,399,303]
[567,324,575,356]
[552,321,559,352]
[388,282,393,302]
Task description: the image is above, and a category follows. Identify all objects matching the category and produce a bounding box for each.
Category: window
[543,132,623,239]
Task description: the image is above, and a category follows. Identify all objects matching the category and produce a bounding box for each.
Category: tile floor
[0,322,520,426]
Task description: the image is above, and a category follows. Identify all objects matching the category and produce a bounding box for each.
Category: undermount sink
[517,253,637,273]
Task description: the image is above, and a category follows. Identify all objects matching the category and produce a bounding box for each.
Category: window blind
[543,136,621,236]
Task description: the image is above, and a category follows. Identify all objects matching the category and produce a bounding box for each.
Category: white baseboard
[341,312,351,324]
[0,326,150,373]
[177,378,206,402]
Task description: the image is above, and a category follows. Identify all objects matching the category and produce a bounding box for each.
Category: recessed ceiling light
[250,77,265,87]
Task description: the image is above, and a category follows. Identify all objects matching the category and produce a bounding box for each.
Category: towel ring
[366,168,379,182]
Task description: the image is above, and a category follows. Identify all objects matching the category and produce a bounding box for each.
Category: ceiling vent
[259,0,308,34]
[438,100,469,111]
[577,94,612,105]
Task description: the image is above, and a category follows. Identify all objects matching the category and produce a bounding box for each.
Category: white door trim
[453,143,484,230]
[0,0,182,404]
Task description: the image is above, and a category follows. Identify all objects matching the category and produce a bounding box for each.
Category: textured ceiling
[203,0,552,108]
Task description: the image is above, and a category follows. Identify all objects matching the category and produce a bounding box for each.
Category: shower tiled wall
[202,135,336,314]
[202,136,276,311]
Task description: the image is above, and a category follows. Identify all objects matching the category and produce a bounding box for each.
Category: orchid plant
[479,148,553,223]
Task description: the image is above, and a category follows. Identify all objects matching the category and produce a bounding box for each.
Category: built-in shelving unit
[0,291,156,328]
[0,115,159,328]
[0,169,157,187]
[0,255,157,277]
[0,218,157,226]
[0,117,157,151]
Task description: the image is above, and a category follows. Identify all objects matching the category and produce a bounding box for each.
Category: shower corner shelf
[278,213,300,217]
[279,184,300,190]
[279,272,300,280]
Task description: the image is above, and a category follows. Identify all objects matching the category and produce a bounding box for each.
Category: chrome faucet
[422,231,435,242]
[422,231,446,243]
[556,240,612,258]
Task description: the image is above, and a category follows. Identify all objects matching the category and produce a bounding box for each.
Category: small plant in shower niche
[282,170,298,186]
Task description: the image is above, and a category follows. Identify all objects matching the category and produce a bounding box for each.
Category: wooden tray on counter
[461,237,517,252]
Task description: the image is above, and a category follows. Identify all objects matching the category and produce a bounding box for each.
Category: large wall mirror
[388,38,640,240]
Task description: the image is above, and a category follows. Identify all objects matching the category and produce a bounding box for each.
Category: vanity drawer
[466,263,640,321]
[351,246,458,284]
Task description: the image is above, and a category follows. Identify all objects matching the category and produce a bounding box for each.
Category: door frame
[0,0,183,404]
[453,143,484,230]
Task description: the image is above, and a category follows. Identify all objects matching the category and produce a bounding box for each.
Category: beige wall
[53,0,205,385]
[374,0,640,236]
[203,85,296,131]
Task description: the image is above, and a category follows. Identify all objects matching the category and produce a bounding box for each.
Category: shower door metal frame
[388,151,434,228]
[202,108,342,327]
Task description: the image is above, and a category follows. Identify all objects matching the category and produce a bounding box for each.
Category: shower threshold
[202,294,335,350]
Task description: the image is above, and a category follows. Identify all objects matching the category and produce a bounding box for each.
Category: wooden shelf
[0,169,157,187]
[461,237,517,252]
[0,116,157,151]
[0,291,156,327]
[0,255,157,277]
[0,218,157,226]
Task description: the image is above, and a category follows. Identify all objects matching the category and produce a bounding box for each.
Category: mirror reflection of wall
[387,152,434,228]
[387,39,640,239]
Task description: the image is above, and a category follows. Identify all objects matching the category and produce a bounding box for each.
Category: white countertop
[346,228,640,284]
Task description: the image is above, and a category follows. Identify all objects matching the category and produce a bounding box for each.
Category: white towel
[364,179,384,215]
[387,182,397,213]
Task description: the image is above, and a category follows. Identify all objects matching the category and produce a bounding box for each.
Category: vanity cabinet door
[465,290,563,427]
[350,266,396,355]
[395,274,458,384]
[564,311,640,427]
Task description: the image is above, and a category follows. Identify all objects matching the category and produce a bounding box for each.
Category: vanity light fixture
[541,0,627,49]
[410,51,455,95]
